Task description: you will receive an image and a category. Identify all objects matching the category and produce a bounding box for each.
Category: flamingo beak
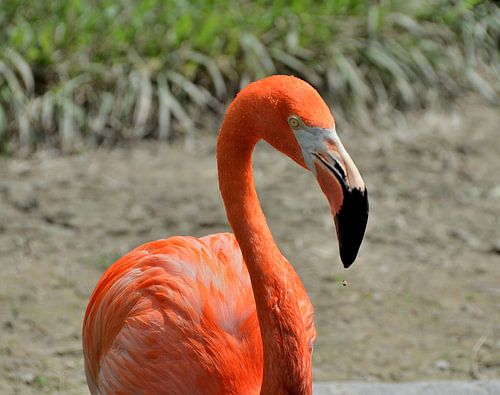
[313,145,368,268]
[294,127,368,268]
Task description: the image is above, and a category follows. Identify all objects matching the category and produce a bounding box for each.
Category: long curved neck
[217,120,312,395]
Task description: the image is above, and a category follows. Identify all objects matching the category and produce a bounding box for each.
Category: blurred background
[0,0,499,393]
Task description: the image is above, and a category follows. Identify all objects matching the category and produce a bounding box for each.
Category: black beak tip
[340,251,356,269]
[335,188,369,269]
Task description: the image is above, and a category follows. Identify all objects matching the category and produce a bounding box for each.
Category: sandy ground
[0,97,499,394]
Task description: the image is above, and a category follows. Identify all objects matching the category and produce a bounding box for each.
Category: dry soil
[0,97,499,394]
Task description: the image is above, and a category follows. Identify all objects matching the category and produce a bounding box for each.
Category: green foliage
[0,0,498,153]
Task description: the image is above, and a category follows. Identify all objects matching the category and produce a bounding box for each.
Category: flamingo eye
[288,116,301,129]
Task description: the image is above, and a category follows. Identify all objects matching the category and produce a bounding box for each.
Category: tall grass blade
[157,74,172,141]
[5,48,34,95]
[133,70,153,137]
[166,70,219,109]
[41,93,55,131]
[271,48,322,86]
[241,33,276,76]
[91,92,114,133]
[184,50,226,99]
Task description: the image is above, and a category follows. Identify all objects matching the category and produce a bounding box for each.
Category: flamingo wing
[83,233,315,394]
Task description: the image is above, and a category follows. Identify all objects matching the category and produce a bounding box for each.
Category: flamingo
[82,75,368,395]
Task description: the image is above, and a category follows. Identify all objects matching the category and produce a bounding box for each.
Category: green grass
[0,0,498,154]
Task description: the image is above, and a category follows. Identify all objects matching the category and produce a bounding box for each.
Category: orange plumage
[83,75,368,394]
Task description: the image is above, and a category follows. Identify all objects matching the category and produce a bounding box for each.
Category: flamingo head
[287,114,368,268]
[245,75,369,268]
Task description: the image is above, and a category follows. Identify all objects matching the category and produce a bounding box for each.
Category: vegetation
[0,0,498,153]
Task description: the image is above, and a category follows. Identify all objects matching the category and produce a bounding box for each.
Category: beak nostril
[334,162,347,181]
[326,153,347,181]
[313,152,349,189]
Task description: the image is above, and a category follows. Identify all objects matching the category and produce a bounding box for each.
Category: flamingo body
[83,75,368,394]
[83,233,315,394]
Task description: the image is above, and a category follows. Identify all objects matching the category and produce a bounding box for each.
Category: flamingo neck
[217,125,312,395]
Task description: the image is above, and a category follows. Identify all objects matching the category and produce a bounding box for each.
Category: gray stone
[313,381,500,395]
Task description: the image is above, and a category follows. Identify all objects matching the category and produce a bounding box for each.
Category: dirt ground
[0,96,499,394]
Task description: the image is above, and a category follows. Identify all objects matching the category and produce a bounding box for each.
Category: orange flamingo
[83,75,368,395]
